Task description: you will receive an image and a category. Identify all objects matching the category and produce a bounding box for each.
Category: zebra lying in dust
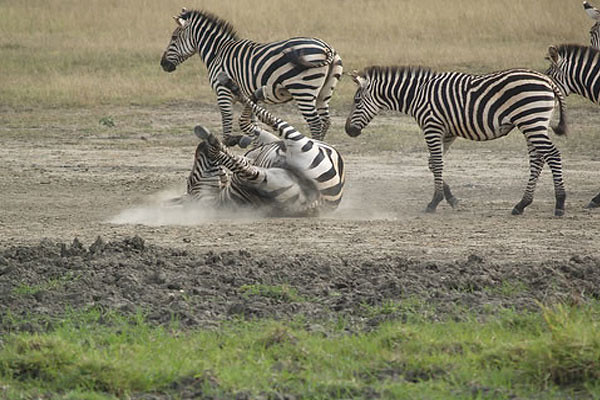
[170,74,345,217]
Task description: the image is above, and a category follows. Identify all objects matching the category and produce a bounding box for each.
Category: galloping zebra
[177,73,345,216]
[584,1,600,49]
[160,8,343,145]
[546,43,600,208]
[345,66,568,216]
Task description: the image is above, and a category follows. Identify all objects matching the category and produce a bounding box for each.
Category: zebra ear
[548,46,560,63]
[584,1,600,20]
[347,70,368,88]
[173,16,187,27]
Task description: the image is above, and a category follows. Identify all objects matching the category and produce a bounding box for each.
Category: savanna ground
[1,1,600,399]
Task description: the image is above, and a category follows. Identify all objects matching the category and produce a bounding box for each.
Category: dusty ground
[1,104,599,330]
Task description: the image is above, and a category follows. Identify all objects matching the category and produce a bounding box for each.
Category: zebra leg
[443,183,458,208]
[425,131,445,213]
[195,125,264,181]
[293,96,322,140]
[316,55,344,139]
[520,134,566,216]
[442,135,458,208]
[512,144,544,215]
[316,105,331,139]
[543,144,566,216]
[586,192,600,209]
[218,73,304,144]
[215,85,243,147]
[238,97,280,146]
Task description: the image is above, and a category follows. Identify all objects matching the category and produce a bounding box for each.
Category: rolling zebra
[546,43,600,208]
[176,72,345,216]
[160,8,343,145]
[345,66,568,216]
[584,1,600,49]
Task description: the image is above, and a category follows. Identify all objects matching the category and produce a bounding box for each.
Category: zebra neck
[194,22,237,67]
[389,70,436,116]
[568,73,599,102]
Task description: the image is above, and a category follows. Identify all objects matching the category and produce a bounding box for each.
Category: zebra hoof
[585,200,600,209]
[238,135,253,148]
[447,196,459,209]
[424,206,437,213]
[511,207,524,215]
[554,208,565,217]
[222,135,242,147]
[194,125,211,140]
[253,87,265,102]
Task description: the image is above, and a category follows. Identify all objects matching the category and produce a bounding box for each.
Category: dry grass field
[2,1,600,398]
[0,0,591,107]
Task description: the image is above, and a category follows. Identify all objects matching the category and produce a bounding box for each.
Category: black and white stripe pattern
[181,76,345,216]
[546,43,600,208]
[345,66,568,215]
[584,1,600,49]
[160,8,343,143]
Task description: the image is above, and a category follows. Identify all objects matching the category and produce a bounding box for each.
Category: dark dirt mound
[1,237,600,333]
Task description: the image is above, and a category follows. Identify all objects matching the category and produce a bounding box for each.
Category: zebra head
[545,45,572,95]
[186,127,228,202]
[584,1,600,49]
[160,8,197,72]
[345,71,380,137]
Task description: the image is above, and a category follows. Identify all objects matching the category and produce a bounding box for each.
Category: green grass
[12,273,78,297]
[1,303,600,399]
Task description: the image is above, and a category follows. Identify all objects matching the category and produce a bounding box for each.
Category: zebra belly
[254,168,320,212]
[453,124,515,141]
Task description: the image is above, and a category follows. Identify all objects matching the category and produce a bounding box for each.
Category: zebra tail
[285,47,335,70]
[550,84,568,136]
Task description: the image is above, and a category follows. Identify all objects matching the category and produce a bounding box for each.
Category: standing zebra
[345,66,568,216]
[160,8,343,145]
[177,73,345,216]
[584,1,600,49]
[546,44,600,208]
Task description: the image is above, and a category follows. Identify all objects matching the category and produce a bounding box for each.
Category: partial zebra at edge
[546,43,600,209]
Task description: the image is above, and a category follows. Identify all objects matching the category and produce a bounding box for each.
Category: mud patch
[1,237,600,333]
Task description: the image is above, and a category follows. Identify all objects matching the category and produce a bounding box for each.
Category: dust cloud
[108,181,401,226]
[107,187,263,226]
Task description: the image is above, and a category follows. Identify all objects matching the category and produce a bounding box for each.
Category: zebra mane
[180,9,239,40]
[555,43,600,58]
[360,65,434,79]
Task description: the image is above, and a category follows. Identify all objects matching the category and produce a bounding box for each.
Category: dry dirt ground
[1,104,599,330]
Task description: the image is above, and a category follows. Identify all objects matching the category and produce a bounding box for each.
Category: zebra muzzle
[345,121,362,137]
[160,56,177,72]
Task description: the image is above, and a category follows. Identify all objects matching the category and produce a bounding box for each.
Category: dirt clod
[2,237,600,333]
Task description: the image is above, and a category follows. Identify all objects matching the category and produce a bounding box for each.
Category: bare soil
[1,104,599,331]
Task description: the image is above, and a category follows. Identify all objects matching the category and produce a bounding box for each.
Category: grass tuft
[2,304,599,398]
